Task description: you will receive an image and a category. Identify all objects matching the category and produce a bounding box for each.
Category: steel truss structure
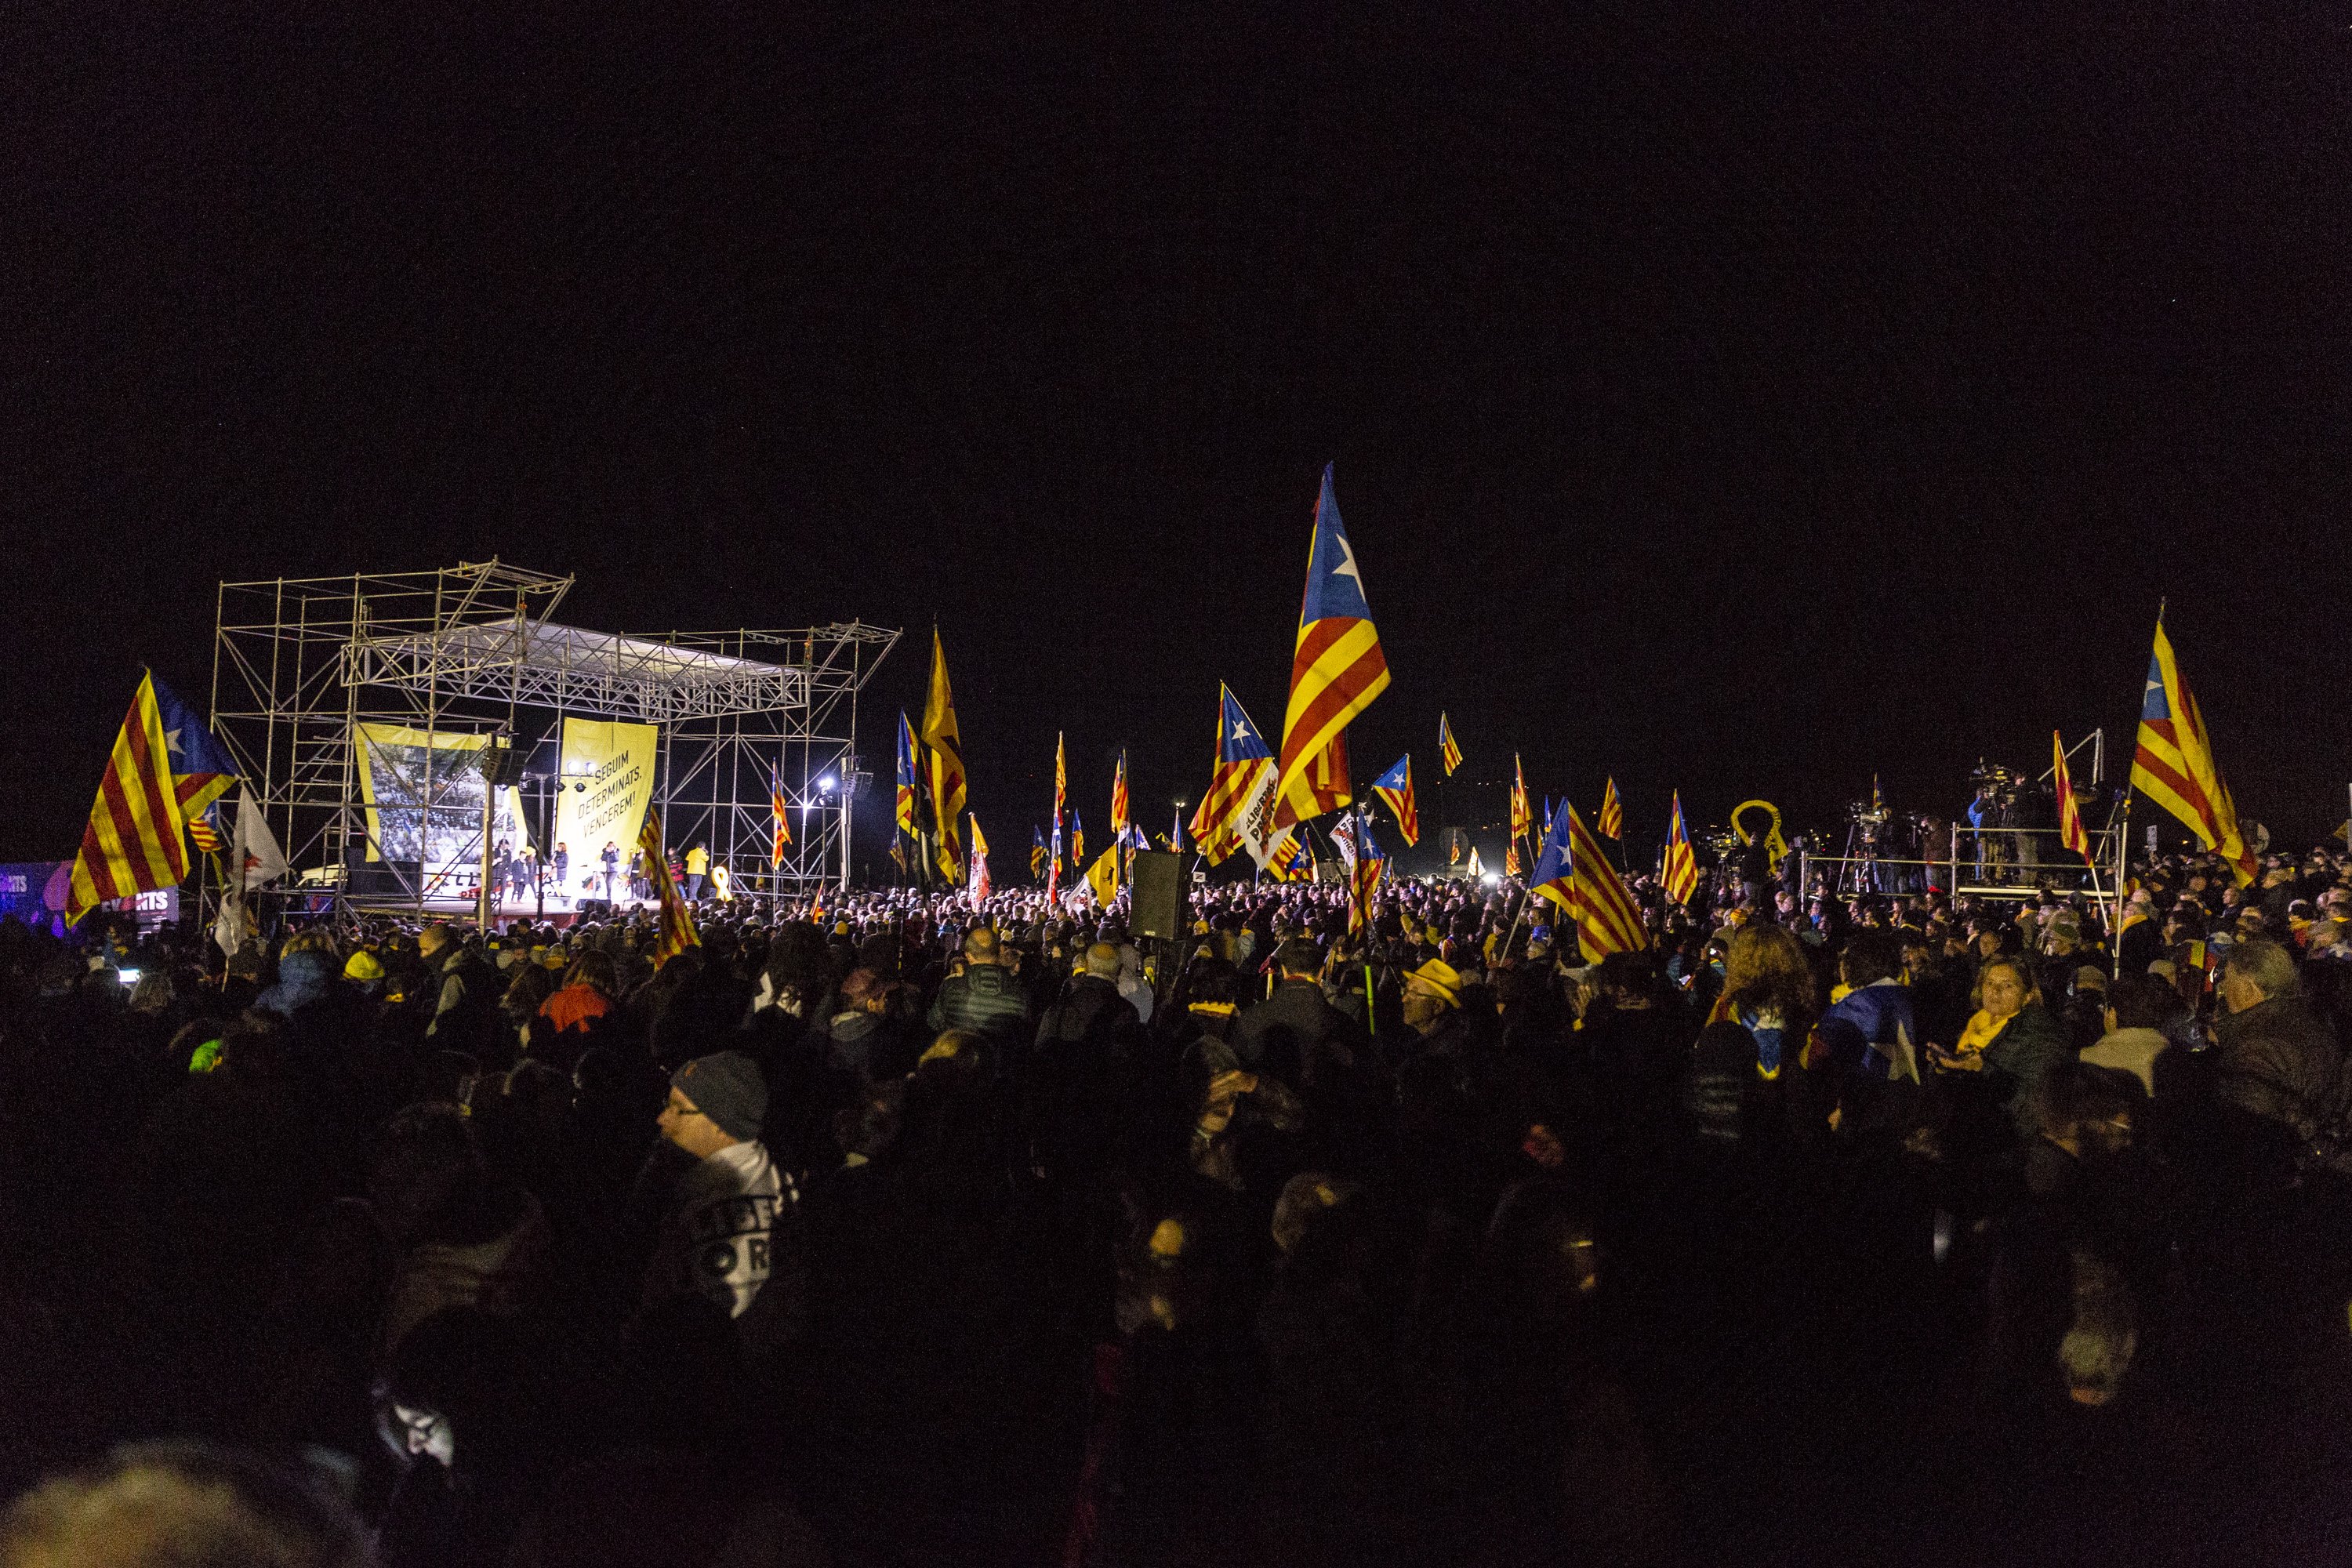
[210,560,896,916]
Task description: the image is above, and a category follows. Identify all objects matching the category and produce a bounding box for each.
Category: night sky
[10,9,2350,869]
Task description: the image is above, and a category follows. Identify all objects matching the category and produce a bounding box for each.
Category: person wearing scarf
[1931,953,2070,1136]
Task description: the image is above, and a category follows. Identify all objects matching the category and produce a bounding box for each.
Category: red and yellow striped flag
[1272,465,1387,829]
[1109,750,1129,837]
[67,673,234,924]
[2053,731,2093,866]
[1438,713,1464,776]
[1530,803,1650,960]
[1510,754,1531,843]
[639,807,700,967]
[1598,777,1624,840]
[1661,791,1700,904]
[2130,617,2254,885]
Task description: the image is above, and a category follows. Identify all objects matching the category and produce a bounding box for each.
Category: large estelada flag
[2131,616,2255,885]
[1370,753,1420,847]
[1273,464,1388,829]
[1530,801,1650,960]
[921,631,965,884]
[67,671,239,924]
[638,806,701,967]
[1661,791,1700,904]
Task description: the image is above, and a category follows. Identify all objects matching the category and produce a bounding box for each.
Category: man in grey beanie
[642,1051,794,1330]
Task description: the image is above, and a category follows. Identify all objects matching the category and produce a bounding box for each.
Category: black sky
[7,7,2350,867]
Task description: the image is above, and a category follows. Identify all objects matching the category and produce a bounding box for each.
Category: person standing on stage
[600,840,619,901]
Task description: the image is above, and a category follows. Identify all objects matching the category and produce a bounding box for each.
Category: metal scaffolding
[209,560,896,916]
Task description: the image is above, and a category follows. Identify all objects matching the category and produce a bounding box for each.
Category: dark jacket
[1233,976,1348,1073]
[2212,994,2343,1137]
[1028,975,1140,1181]
[927,962,1034,1051]
[1982,1001,2072,1137]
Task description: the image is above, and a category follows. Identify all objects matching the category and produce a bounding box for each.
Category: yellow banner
[553,718,659,877]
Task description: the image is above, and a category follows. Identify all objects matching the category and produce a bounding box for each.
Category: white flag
[231,786,288,889]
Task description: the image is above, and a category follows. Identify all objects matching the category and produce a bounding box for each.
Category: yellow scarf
[1955,1008,2007,1054]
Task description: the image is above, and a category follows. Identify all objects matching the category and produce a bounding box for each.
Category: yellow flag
[921,630,966,883]
[1085,846,1120,906]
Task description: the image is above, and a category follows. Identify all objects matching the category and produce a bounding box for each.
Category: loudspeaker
[481,746,528,788]
[343,857,423,898]
[1128,851,1188,939]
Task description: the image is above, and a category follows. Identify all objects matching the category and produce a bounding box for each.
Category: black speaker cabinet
[1128,851,1188,939]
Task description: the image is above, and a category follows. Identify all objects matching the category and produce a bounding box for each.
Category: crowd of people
[5,835,2352,1566]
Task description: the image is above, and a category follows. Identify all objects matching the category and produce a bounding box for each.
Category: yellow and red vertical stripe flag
[1110,750,1130,878]
[2053,731,2094,866]
[1438,713,1464,776]
[1273,465,1388,829]
[2130,615,2256,885]
[1049,731,1067,891]
[1370,754,1420,847]
[1661,792,1699,903]
[921,631,966,884]
[1510,754,1532,844]
[639,806,700,967]
[1597,777,1624,840]
[1530,803,1650,960]
[67,672,238,924]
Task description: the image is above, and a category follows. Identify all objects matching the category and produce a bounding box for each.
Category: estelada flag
[1190,684,1273,864]
[1349,838,1385,934]
[638,807,700,967]
[1370,754,1420,847]
[895,712,920,837]
[2130,616,2255,885]
[1110,750,1129,837]
[67,671,239,924]
[1031,826,1048,880]
[1661,791,1700,904]
[1511,755,1531,843]
[1274,465,1386,829]
[1530,803,1649,960]
[1598,777,1624,840]
[1439,713,1463,776]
